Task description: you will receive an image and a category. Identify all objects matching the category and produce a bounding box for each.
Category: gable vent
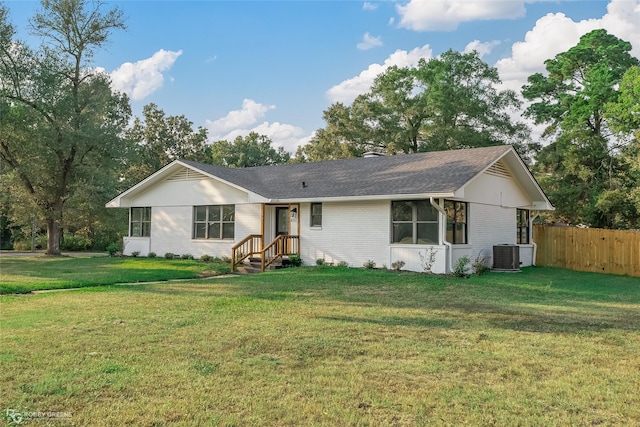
[486,160,512,179]
[166,168,207,181]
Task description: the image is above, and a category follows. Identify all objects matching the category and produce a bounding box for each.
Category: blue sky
[4,0,640,153]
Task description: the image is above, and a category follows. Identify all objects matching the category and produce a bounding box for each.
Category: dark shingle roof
[180,145,512,200]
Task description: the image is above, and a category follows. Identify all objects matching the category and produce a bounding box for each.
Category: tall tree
[124,103,209,186]
[210,132,290,168]
[294,103,365,162]
[602,65,640,226]
[0,1,130,254]
[522,29,640,228]
[299,50,530,160]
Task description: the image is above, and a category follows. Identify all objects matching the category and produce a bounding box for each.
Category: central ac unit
[493,245,520,271]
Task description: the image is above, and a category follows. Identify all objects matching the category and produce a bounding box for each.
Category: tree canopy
[0,0,130,254]
[298,50,531,161]
[210,132,290,168]
[123,103,209,186]
[523,29,640,228]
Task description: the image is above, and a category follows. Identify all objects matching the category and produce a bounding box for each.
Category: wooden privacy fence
[533,225,640,277]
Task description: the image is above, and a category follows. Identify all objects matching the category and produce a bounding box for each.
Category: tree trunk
[46,218,61,255]
[45,199,64,256]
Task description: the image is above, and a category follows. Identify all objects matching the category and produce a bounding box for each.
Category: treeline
[1,1,638,255]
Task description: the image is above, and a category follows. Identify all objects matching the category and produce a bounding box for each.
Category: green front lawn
[1,266,639,425]
[0,255,231,294]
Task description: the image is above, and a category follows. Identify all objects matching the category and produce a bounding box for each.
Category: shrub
[288,254,302,267]
[220,255,232,264]
[13,235,47,251]
[363,259,376,269]
[336,261,349,268]
[200,254,213,263]
[12,240,31,251]
[391,260,405,271]
[106,243,119,257]
[131,251,140,258]
[419,248,437,273]
[453,255,471,278]
[164,252,176,260]
[315,258,325,266]
[147,252,157,258]
[181,253,194,260]
[61,234,92,251]
[473,250,491,275]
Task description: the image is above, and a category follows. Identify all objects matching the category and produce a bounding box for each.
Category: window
[444,200,467,244]
[391,200,438,244]
[517,209,530,244]
[130,207,151,237]
[310,203,322,227]
[193,205,235,240]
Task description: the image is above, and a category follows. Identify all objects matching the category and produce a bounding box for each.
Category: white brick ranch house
[106,145,554,274]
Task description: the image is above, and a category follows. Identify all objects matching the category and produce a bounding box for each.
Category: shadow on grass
[319,315,457,329]
[65,266,640,335]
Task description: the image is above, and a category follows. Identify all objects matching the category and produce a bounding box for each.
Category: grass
[0,255,231,294]
[0,265,639,425]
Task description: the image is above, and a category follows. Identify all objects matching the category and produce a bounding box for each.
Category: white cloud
[464,39,501,58]
[206,99,310,153]
[206,99,275,136]
[357,32,383,51]
[108,49,183,100]
[396,0,526,31]
[493,0,640,142]
[363,2,378,11]
[496,0,640,93]
[327,44,433,104]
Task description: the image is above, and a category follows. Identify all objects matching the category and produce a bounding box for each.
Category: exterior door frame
[275,206,289,236]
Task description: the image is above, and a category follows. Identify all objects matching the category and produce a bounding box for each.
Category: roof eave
[270,192,456,204]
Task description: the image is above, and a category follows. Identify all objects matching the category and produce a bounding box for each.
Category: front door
[275,207,289,236]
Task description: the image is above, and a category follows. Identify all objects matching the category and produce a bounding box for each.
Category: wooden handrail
[231,234,262,271]
[232,234,300,272]
[262,235,300,271]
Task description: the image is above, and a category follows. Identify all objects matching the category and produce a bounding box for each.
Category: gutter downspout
[531,212,539,266]
[430,197,452,274]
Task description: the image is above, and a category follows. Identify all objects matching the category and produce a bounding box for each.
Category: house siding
[123,175,250,207]
[298,200,448,273]
[468,202,533,269]
[462,171,535,268]
[462,171,531,208]
[299,200,390,268]
[121,175,260,257]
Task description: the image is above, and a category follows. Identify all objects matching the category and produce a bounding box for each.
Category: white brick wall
[142,204,261,259]
[467,202,536,268]
[121,175,263,258]
[299,200,390,268]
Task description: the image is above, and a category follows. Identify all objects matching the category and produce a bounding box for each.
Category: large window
[130,207,151,237]
[517,209,530,244]
[193,205,235,240]
[310,203,322,227]
[444,200,467,244]
[391,200,438,244]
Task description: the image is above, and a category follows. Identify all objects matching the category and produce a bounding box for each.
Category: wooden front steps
[236,257,286,275]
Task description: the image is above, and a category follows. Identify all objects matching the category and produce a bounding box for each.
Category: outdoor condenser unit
[493,244,520,271]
